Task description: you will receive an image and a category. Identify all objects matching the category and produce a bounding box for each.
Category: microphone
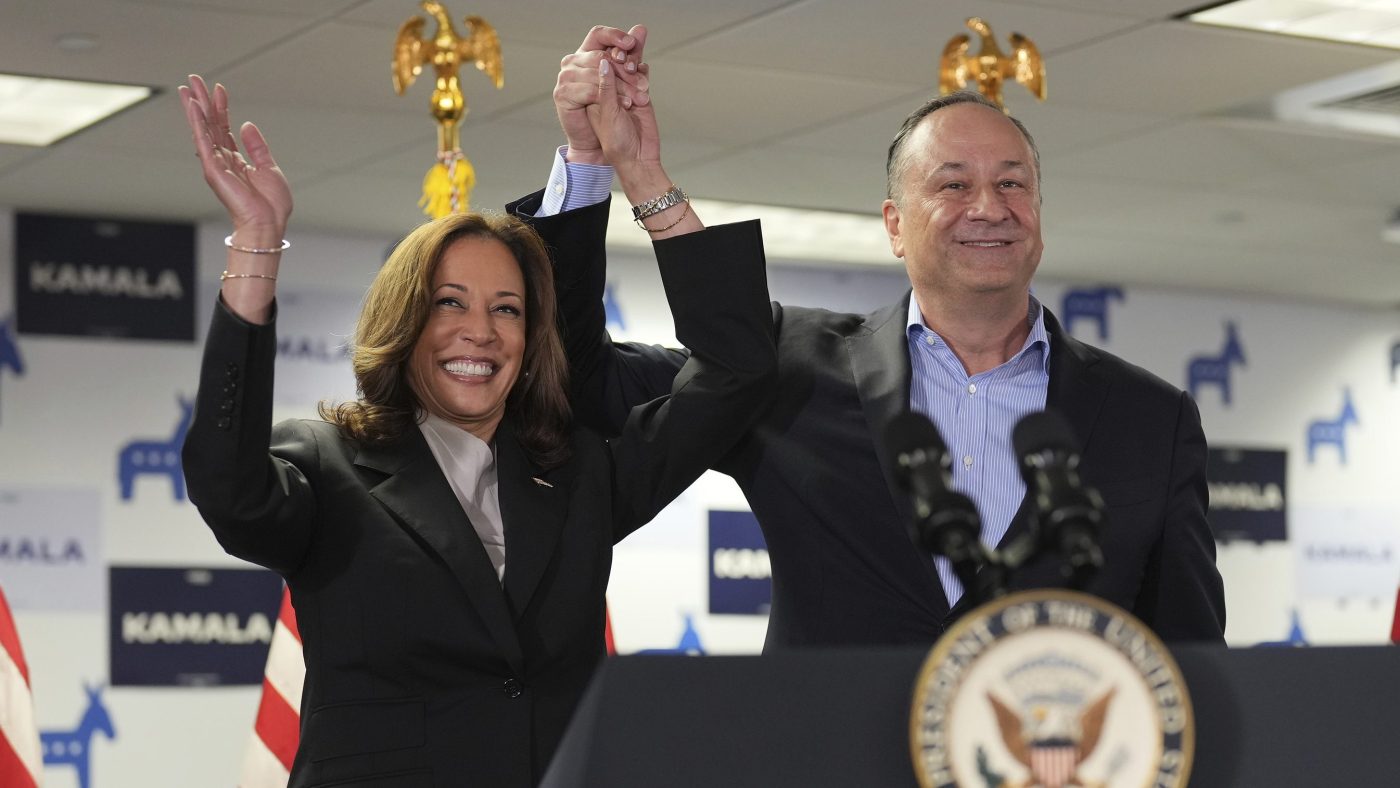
[885,411,987,598]
[1011,411,1105,588]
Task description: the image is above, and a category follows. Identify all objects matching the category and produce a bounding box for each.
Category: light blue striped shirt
[536,148,614,216]
[907,294,1050,606]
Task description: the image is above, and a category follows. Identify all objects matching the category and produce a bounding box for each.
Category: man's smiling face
[883,102,1044,302]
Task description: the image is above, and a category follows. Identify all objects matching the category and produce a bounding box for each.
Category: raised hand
[586,56,660,175]
[179,75,292,247]
[584,48,700,239]
[554,25,649,165]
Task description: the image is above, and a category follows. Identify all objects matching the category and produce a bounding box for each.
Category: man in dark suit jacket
[530,33,1224,647]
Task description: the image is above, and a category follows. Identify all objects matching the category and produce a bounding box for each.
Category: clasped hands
[554,24,660,176]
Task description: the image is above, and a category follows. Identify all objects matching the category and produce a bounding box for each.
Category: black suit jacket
[182,210,776,788]
[524,200,1225,649]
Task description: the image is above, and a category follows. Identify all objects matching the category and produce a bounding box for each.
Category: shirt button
[925,335,936,346]
[963,455,974,468]
[553,183,565,195]
[967,383,977,394]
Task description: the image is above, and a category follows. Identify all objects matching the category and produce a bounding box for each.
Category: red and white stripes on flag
[239,588,303,788]
[0,584,42,788]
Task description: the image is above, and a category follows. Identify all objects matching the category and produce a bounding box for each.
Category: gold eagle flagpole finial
[393,1,504,218]
[938,17,1045,112]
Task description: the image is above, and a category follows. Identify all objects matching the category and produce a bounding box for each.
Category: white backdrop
[3,210,1398,787]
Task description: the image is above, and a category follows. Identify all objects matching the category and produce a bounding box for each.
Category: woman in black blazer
[178,66,774,788]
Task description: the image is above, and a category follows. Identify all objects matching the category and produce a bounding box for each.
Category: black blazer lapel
[991,307,1110,569]
[847,293,918,529]
[356,430,525,675]
[848,292,953,619]
[495,420,569,620]
[1042,308,1110,456]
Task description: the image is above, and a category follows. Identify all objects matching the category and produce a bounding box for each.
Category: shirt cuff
[536,146,614,217]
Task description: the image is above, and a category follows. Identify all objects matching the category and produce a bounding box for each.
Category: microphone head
[885,411,947,459]
[1012,410,1078,460]
[884,411,948,485]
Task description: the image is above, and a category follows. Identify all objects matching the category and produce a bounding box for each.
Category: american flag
[0,584,41,788]
[238,588,302,788]
[238,588,618,787]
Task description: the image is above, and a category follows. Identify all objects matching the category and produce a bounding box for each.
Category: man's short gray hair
[884,91,1042,206]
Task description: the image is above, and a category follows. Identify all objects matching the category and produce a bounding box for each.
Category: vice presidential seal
[910,590,1193,788]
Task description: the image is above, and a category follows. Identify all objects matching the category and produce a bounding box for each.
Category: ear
[882,199,905,259]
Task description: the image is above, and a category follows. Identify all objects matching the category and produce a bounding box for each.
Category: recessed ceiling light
[0,73,154,146]
[1187,0,1400,49]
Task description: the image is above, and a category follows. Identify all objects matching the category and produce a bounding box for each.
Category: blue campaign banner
[109,566,283,686]
[708,510,771,616]
[15,212,195,341]
[1207,447,1287,543]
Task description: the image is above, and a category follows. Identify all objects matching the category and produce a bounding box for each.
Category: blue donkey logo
[1061,286,1124,340]
[42,682,117,788]
[1187,322,1246,406]
[1307,388,1359,465]
[0,314,24,421]
[118,396,194,501]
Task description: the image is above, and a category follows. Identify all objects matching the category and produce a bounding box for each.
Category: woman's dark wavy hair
[319,212,572,469]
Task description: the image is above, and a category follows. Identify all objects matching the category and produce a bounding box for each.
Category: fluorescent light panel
[1190,0,1400,48]
[0,73,153,146]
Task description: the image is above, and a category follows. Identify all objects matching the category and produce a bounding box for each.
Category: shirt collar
[906,291,1051,374]
[417,411,496,481]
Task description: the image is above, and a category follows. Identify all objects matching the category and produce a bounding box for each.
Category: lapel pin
[532,477,554,488]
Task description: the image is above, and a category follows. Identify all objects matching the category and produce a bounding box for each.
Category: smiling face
[407,235,527,444]
[882,102,1043,305]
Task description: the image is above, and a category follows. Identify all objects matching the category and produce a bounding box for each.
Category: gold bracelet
[224,235,290,254]
[639,199,691,233]
[220,270,277,282]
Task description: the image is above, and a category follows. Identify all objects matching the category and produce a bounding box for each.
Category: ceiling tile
[665,0,1141,85]
[342,0,800,51]
[1047,120,1291,188]
[640,56,915,146]
[1048,21,1395,115]
[670,145,888,215]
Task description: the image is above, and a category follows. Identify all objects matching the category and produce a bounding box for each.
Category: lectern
[541,645,1400,787]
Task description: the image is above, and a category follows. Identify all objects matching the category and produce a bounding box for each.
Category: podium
[541,645,1400,787]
